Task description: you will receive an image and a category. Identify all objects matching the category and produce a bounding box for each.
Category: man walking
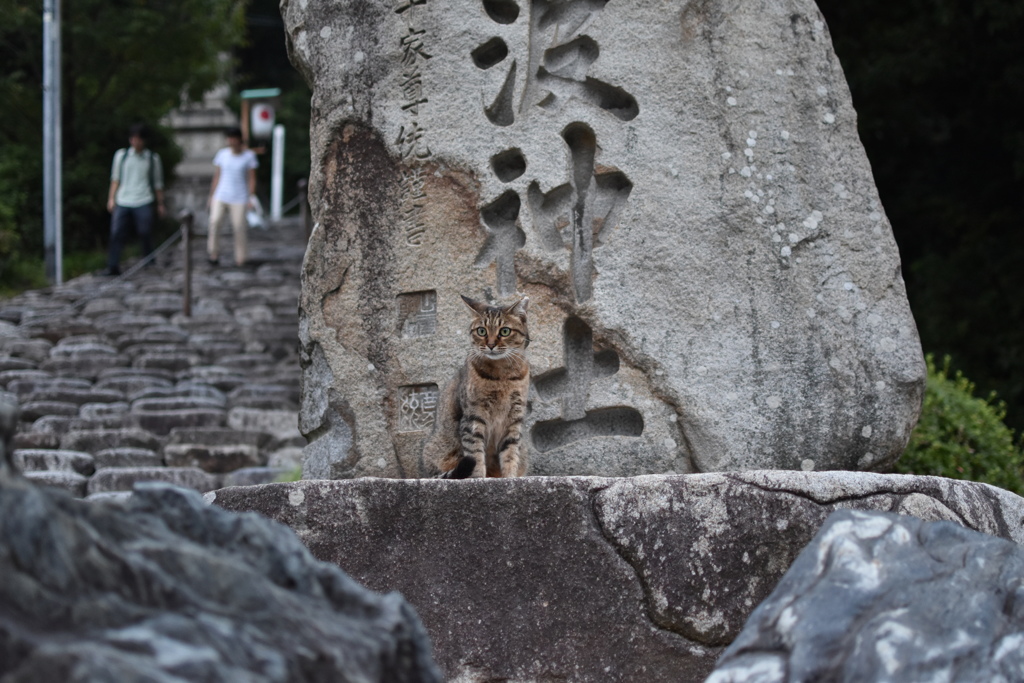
[105,123,165,276]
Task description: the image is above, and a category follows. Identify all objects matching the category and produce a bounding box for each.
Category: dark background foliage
[817,0,1024,430]
[0,0,247,283]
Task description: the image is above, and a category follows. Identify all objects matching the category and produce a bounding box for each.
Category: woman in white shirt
[207,127,259,266]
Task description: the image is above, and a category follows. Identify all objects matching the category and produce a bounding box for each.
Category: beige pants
[208,199,248,265]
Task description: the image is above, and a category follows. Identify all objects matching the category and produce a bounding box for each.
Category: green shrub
[896,355,1024,494]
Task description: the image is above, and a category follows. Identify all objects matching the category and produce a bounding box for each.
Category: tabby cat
[424,295,530,479]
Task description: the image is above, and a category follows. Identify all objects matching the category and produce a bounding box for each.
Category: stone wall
[291,0,925,480]
[212,471,1024,681]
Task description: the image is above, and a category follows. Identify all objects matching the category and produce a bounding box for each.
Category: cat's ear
[460,295,488,315]
[505,296,529,317]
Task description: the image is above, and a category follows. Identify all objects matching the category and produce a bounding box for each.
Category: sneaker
[207,257,219,266]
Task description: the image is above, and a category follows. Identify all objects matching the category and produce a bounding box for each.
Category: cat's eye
[498,327,512,337]
[476,327,487,336]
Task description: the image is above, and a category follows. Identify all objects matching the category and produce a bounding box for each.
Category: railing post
[298,178,311,241]
[180,210,193,317]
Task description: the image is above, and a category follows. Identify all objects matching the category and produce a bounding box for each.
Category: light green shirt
[111,148,164,208]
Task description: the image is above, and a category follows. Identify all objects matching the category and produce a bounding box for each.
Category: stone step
[0,369,53,389]
[19,400,80,422]
[0,357,37,372]
[132,396,226,413]
[97,367,177,384]
[227,407,301,443]
[267,446,304,470]
[0,338,53,363]
[216,353,278,370]
[11,431,60,450]
[94,447,163,469]
[64,415,142,431]
[60,428,162,454]
[176,366,248,392]
[124,293,184,315]
[80,297,126,317]
[22,386,125,406]
[23,470,89,497]
[113,325,190,349]
[39,356,129,378]
[49,340,119,358]
[29,415,76,437]
[132,352,202,372]
[79,402,131,420]
[84,490,133,503]
[163,443,262,473]
[86,467,219,495]
[134,408,226,436]
[129,383,227,405]
[13,448,95,475]
[91,313,171,337]
[221,467,290,487]
[167,427,267,450]
[22,318,100,343]
[7,377,93,397]
[121,342,190,361]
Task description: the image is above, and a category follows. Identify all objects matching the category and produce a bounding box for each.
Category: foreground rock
[0,477,441,682]
[291,0,924,479]
[212,471,1024,682]
[0,394,440,682]
[708,509,1024,682]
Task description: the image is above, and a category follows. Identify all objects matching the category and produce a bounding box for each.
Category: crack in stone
[720,473,977,531]
[583,482,720,651]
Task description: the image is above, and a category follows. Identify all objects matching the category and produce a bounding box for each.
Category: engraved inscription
[398,384,440,433]
[398,167,428,245]
[475,191,526,297]
[474,0,639,126]
[395,3,433,162]
[531,316,643,451]
[470,1,637,299]
[395,0,433,247]
[527,122,633,302]
[397,290,438,338]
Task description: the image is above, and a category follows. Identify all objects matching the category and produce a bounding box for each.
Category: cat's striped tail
[435,456,476,479]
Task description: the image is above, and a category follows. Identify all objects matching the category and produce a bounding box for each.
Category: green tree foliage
[816,0,1024,430]
[897,356,1024,495]
[0,0,245,281]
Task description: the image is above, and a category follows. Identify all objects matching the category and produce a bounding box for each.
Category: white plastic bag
[246,195,267,230]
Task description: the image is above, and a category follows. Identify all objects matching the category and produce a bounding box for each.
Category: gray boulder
[212,471,1024,682]
[291,0,925,479]
[707,509,1024,683]
[0,399,441,682]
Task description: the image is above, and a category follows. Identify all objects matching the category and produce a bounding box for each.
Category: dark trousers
[108,203,154,270]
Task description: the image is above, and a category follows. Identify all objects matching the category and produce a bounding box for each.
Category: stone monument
[290,0,926,479]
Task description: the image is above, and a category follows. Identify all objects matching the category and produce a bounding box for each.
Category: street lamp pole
[43,0,63,285]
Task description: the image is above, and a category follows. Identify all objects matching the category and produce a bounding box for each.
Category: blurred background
[1,0,1022,451]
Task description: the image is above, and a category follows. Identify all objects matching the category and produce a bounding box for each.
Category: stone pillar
[291,0,926,479]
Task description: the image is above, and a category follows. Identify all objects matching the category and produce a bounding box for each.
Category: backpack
[117,148,157,196]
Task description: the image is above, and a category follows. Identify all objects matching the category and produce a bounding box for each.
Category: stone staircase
[0,218,308,500]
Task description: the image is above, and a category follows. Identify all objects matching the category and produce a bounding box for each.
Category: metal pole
[43,0,63,285]
[180,210,193,317]
[271,124,285,221]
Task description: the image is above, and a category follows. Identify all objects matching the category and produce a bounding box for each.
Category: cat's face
[462,295,529,360]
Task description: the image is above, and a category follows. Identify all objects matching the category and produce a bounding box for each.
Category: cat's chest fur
[464,362,527,456]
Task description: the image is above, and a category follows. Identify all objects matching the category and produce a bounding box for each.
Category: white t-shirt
[212,148,259,205]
